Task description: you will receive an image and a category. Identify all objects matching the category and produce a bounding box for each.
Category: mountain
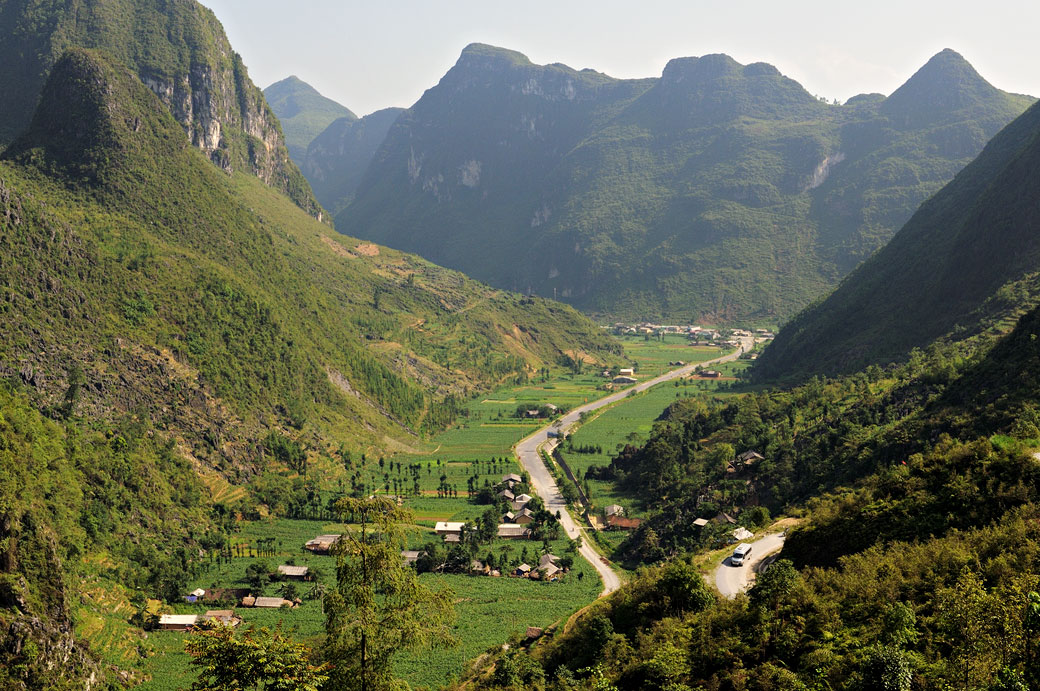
[264,75,357,162]
[755,98,1040,382]
[337,44,1033,322]
[0,49,622,686]
[303,107,405,214]
[0,0,324,218]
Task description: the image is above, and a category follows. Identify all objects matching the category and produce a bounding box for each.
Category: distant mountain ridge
[335,43,1033,322]
[265,75,356,162]
[0,0,325,218]
[304,107,405,214]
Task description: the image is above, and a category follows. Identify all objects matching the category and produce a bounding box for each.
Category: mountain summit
[336,46,1033,322]
[264,75,356,162]
[882,48,1008,126]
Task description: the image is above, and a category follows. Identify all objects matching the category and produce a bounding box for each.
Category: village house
[304,534,341,554]
[603,504,625,518]
[401,550,422,566]
[612,376,637,385]
[700,370,722,378]
[498,489,515,502]
[618,367,635,377]
[514,507,536,525]
[714,512,737,525]
[159,614,199,631]
[497,524,530,539]
[514,563,532,577]
[502,510,516,523]
[502,473,523,488]
[435,521,466,537]
[277,564,311,581]
[732,527,754,542]
[693,517,710,529]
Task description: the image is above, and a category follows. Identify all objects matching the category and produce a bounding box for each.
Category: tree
[185,624,329,691]
[323,496,455,691]
[245,561,270,595]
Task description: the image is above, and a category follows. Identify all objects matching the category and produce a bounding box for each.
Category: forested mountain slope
[338,45,1032,322]
[0,48,621,688]
[0,0,324,217]
[756,98,1040,382]
[264,75,356,162]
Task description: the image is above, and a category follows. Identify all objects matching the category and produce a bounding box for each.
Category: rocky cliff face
[0,0,325,220]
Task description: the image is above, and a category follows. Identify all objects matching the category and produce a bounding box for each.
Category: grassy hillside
[0,47,622,688]
[265,75,356,162]
[756,99,1040,382]
[0,0,324,217]
[339,45,1033,322]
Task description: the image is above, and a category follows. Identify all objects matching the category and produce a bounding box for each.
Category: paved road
[714,532,786,598]
[515,338,753,597]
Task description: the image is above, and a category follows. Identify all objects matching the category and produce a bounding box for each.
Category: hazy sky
[201,1,1039,117]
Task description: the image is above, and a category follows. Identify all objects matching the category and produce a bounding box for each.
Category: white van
[731,543,752,566]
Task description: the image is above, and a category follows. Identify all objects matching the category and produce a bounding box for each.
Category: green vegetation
[447,296,1040,689]
[324,497,455,691]
[757,99,1040,382]
[0,46,623,689]
[264,76,356,163]
[0,0,324,216]
[339,44,1033,322]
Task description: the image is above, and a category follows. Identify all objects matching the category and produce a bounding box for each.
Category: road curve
[714,532,786,598]
[515,338,753,597]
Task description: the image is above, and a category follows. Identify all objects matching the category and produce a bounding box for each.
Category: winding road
[714,532,786,598]
[514,338,754,596]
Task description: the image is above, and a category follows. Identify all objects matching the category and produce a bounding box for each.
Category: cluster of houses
[692,513,753,543]
[511,553,564,581]
[600,367,637,386]
[435,474,538,543]
[165,563,314,631]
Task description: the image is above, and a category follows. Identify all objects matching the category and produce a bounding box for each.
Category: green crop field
[135,519,598,690]
[136,340,737,690]
[559,357,751,520]
[619,335,724,377]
